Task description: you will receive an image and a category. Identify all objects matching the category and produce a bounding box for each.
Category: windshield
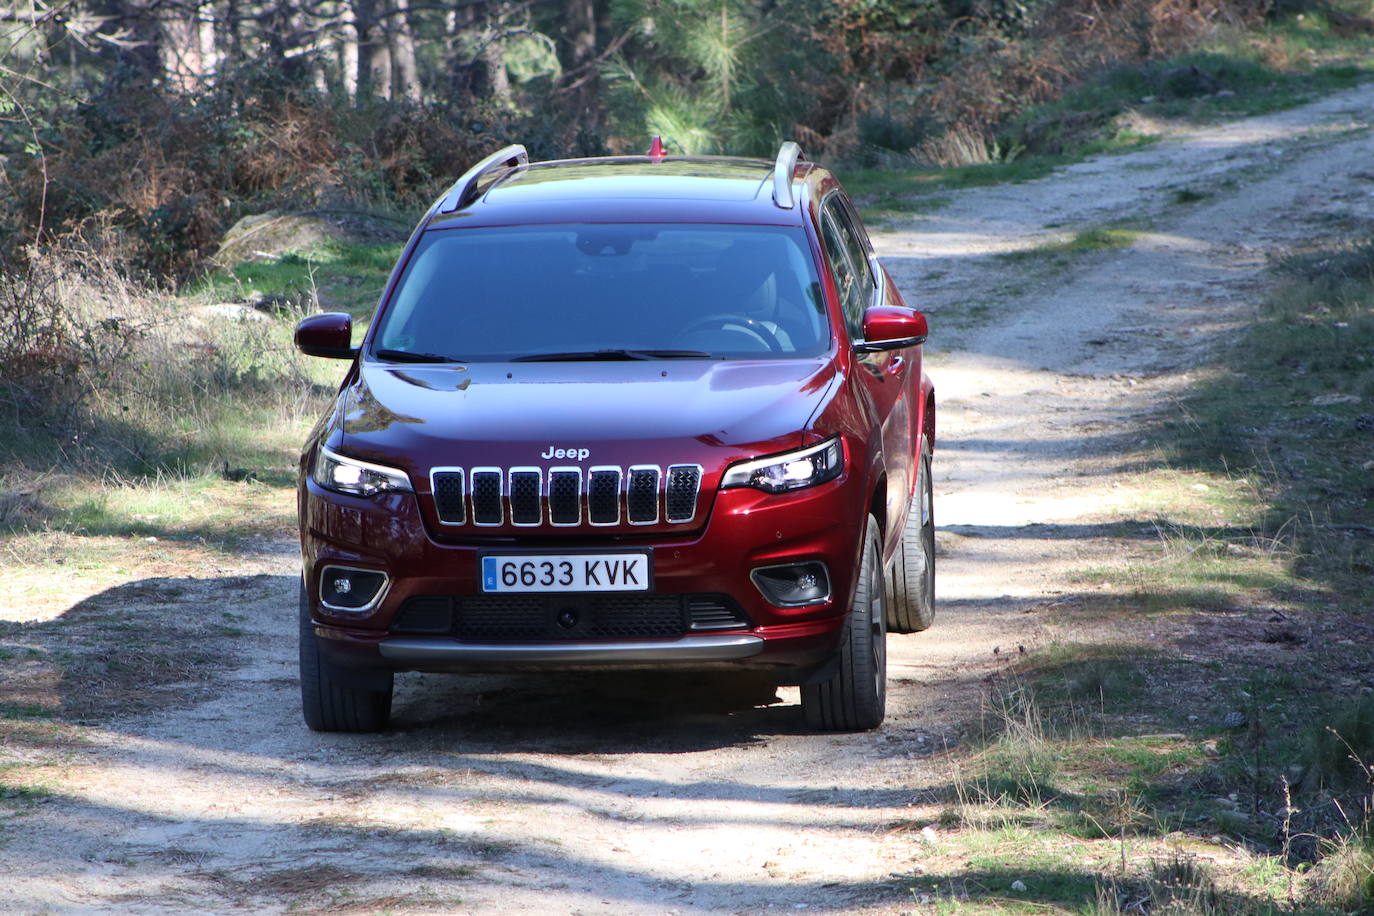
[370,224,829,361]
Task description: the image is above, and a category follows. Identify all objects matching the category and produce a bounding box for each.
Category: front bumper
[300,467,868,678]
[379,633,764,665]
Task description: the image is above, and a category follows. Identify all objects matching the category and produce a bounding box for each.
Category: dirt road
[4,84,1374,914]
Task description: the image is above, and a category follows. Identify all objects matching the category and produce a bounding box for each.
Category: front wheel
[299,582,393,733]
[886,442,935,633]
[801,515,887,731]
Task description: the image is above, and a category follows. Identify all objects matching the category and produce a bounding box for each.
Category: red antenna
[648,136,667,161]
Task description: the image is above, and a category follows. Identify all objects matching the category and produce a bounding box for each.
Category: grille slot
[391,597,454,634]
[432,471,465,524]
[666,465,702,523]
[587,468,621,525]
[509,469,541,525]
[458,595,548,641]
[627,466,660,524]
[687,595,750,631]
[593,595,682,637]
[548,469,581,525]
[471,469,503,525]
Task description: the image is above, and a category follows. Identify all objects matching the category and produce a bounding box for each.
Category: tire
[886,443,935,633]
[801,515,887,731]
[299,582,393,733]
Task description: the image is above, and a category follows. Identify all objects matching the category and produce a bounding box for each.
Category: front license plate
[481,552,651,593]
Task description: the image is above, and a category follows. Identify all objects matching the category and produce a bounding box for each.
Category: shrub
[1,79,541,280]
[0,240,316,475]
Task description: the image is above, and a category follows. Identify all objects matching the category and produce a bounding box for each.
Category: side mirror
[856,306,928,352]
[295,312,356,359]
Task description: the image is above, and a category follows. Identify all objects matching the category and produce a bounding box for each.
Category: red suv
[294,141,935,733]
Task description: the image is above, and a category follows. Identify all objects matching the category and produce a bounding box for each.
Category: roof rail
[772,141,806,209]
[440,144,529,213]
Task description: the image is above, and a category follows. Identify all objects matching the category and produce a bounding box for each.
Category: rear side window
[372,224,830,361]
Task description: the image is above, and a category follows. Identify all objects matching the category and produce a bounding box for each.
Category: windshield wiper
[510,349,713,362]
[374,349,465,364]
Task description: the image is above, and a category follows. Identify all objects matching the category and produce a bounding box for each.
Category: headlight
[312,446,413,496]
[720,437,843,493]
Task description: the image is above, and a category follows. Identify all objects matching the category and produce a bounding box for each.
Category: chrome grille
[429,463,703,528]
[666,465,702,522]
[587,468,621,525]
[471,469,503,525]
[627,466,660,524]
[431,469,465,524]
[548,469,581,525]
[509,469,541,525]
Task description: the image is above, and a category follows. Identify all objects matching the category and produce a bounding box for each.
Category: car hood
[336,358,838,473]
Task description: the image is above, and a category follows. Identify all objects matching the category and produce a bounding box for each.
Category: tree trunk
[220,0,242,71]
[352,0,391,100]
[158,6,203,93]
[390,0,422,102]
[562,0,599,130]
[444,2,475,99]
[340,0,360,100]
[478,28,511,108]
[198,8,219,82]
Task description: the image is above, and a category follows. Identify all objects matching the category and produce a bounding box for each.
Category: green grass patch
[1021,644,1150,712]
[0,782,53,803]
[1056,469,1299,619]
[0,473,299,612]
[50,473,296,544]
[999,227,1144,263]
[1073,541,1293,615]
[1304,692,1374,792]
[1160,236,1374,600]
[190,239,402,319]
[846,153,1099,213]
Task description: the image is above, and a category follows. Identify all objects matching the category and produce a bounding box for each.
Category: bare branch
[554,24,636,93]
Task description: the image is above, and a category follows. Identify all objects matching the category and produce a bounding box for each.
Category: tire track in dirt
[4,83,1374,915]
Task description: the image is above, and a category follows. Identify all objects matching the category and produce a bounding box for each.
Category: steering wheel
[678,313,784,352]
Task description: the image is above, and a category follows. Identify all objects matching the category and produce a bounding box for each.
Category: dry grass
[1310,827,1374,911]
[188,863,468,913]
[0,242,327,480]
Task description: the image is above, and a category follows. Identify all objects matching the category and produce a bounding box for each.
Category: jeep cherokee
[294,140,936,733]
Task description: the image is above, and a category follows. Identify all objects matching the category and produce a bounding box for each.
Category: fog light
[319,566,388,612]
[750,561,831,607]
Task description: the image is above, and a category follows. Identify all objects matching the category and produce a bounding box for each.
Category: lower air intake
[389,593,750,642]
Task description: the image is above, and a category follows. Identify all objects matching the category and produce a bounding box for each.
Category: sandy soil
[3,84,1374,915]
